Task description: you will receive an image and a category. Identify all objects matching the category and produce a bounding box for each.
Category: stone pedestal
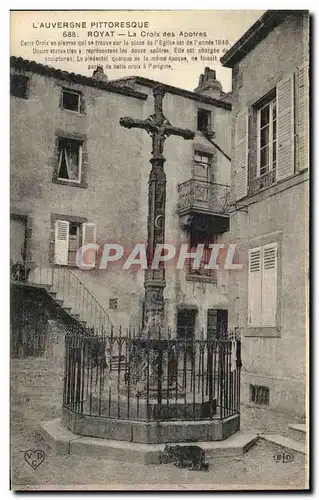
[62,407,239,444]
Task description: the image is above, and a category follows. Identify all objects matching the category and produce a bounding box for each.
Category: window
[193,151,214,182]
[248,243,278,327]
[57,137,82,183]
[249,385,269,405]
[188,221,216,280]
[197,108,211,132]
[257,95,277,178]
[54,220,96,266]
[109,298,118,310]
[10,74,29,99]
[177,309,196,340]
[61,89,81,112]
[235,72,298,201]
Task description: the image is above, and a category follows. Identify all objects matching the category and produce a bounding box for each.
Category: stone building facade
[221,10,309,414]
[10,56,232,338]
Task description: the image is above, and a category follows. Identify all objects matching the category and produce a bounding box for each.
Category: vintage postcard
[10,9,309,491]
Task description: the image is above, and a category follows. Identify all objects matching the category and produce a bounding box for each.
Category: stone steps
[40,418,258,464]
[287,423,306,443]
[260,434,306,455]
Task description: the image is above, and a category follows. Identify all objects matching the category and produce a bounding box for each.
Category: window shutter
[276,75,295,181]
[248,247,262,326]
[297,62,309,172]
[81,223,97,268]
[234,109,248,200]
[261,243,278,327]
[54,220,69,265]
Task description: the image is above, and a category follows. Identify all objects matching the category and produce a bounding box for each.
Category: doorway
[10,215,26,264]
[177,309,197,340]
[10,215,27,281]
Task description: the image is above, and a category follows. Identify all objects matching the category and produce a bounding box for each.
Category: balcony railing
[177,179,230,216]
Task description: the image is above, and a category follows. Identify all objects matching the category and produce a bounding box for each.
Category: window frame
[244,235,282,338]
[57,137,83,184]
[61,88,82,113]
[68,222,82,266]
[50,213,88,267]
[248,242,278,328]
[52,132,88,189]
[186,223,217,282]
[197,108,212,132]
[193,150,214,183]
[10,73,29,99]
[256,96,277,179]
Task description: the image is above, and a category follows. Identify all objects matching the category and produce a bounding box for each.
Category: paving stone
[260,434,306,455]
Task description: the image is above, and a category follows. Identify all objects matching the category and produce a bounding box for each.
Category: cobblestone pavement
[10,358,308,491]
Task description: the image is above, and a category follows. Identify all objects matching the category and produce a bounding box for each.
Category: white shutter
[54,220,69,265]
[234,109,249,200]
[297,62,309,172]
[261,243,278,327]
[276,75,295,181]
[81,223,97,268]
[248,247,262,326]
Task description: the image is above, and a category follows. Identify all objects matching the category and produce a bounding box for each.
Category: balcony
[177,179,230,218]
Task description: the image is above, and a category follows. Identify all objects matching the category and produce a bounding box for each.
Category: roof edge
[10,56,148,100]
[110,76,232,110]
[221,10,295,68]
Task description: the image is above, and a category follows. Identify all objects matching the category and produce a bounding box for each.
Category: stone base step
[260,434,307,455]
[40,418,258,464]
[287,423,306,443]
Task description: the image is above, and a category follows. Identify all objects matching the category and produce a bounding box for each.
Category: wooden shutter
[54,220,69,265]
[297,62,309,172]
[261,243,278,327]
[81,223,97,268]
[248,247,262,326]
[234,109,248,200]
[276,75,295,181]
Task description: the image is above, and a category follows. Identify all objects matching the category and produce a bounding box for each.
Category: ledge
[10,56,148,100]
[186,274,217,284]
[52,178,88,189]
[243,326,281,338]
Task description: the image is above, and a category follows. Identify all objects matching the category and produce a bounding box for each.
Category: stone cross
[120,85,194,333]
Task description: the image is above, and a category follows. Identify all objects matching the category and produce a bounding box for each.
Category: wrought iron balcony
[177,179,230,217]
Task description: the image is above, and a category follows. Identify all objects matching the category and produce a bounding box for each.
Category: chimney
[92,66,108,83]
[194,67,222,98]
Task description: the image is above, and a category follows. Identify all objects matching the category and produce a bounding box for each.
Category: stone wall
[227,12,308,415]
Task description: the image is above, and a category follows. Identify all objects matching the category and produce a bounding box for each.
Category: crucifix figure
[120,85,195,335]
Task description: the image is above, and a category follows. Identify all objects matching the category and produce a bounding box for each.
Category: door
[207,309,228,337]
[217,309,228,336]
[10,215,27,281]
[10,215,26,263]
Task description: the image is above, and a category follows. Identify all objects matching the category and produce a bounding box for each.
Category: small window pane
[260,126,269,148]
[194,163,208,178]
[260,147,269,168]
[195,154,209,164]
[260,105,270,127]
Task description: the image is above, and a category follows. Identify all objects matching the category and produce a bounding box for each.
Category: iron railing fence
[63,324,241,423]
[10,256,112,333]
